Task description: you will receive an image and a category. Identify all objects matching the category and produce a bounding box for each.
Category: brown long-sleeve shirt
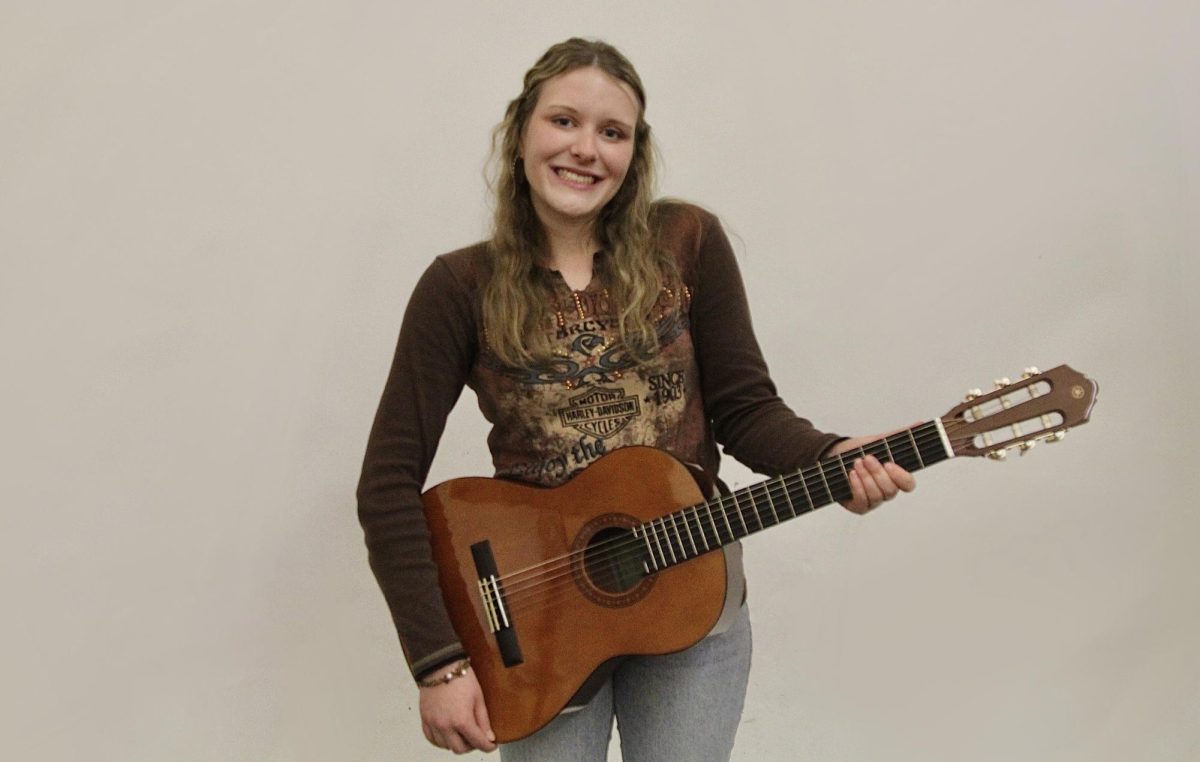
[357,202,840,678]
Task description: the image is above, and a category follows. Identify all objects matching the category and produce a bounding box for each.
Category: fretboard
[632,420,952,574]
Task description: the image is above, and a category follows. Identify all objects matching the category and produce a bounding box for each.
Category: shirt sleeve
[356,255,477,679]
[686,210,842,474]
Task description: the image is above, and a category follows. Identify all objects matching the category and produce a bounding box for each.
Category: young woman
[357,38,915,760]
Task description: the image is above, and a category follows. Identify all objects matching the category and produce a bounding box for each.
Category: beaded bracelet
[416,657,471,688]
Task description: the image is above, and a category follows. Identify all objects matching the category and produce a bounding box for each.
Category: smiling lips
[555,167,600,186]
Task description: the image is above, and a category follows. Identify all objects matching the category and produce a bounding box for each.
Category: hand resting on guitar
[419,665,496,754]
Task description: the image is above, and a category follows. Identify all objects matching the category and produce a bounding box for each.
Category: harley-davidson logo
[557,386,641,438]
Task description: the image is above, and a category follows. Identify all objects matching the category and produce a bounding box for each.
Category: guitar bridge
[478,574,510,631]
[470,540,524,667]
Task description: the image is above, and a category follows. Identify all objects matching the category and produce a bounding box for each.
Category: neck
[543,226,597,263]
[540,219,599,290]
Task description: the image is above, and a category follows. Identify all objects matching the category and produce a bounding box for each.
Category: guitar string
[496,421,957,588]
[487,417,1060,624]
[493,407,1075,619]
[488,382,1063,597]
[495,420,980,607]
[496,439,937,616]
[492,425,967,612]
[494,423,959,603]
[497,426,983,618]
[498,433,986,619]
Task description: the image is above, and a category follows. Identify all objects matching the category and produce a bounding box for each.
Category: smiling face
[519,66,641,236]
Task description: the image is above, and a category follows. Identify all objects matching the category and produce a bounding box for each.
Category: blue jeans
[500,605,752,762]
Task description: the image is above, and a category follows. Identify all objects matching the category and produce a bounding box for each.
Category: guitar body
[422,446,731,743]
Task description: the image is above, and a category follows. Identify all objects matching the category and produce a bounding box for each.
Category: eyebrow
[543,104,634,131]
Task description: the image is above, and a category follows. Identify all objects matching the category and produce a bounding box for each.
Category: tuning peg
[994,377,1011,389]
[1018,441,1036,455]
[965,388,983,402]
[1021,367,1040,378]
[1043,430,1067,443]
[986,449,1009,461]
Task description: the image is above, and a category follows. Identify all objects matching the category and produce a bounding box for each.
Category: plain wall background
[2,1,1196,760]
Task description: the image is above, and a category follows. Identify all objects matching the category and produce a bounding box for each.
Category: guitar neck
[633,420,954,573]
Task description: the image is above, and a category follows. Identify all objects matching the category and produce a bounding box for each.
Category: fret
[661,515,678,562]
[704,501,725,547]
[778,477,798,518]
[695,506,711,551]
[816,461,834,505]
[833,453,851,503]
[881,437,895,464]
[905,428,925,469]
[886,432,913,471]
[745,487,767,530]
[752,484,775,527]
[761,482,781,524]
[797,470,816,513]
[633,525,658,573]
[679,509,699,557]
[667,513,691,561]
[671,514,687,561]
[656,517,678,564]
[649,519,669,569]
[716,498,736,543]
[731,491,755,533]
[917,423,949,467]
[864,443,888,465]
[727,494,749,537]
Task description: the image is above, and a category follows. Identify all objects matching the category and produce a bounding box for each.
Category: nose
[570,131,597,162]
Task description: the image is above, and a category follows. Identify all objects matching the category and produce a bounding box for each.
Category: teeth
[556,168,596,184]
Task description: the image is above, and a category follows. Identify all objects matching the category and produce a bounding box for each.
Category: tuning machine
[994,377,1012,389]
[1043,430,1067,443]
[986,449,1009,461]
[964,388,983,402]
[1021,367,1040,379]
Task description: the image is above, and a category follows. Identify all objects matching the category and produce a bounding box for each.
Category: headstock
[940,365,1098,460]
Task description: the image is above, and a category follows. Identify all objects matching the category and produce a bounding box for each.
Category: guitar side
[422,446,730,743]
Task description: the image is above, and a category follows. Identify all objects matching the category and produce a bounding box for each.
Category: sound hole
[583,527,645,594]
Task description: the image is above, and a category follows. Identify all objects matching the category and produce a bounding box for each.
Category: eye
[601,127,626,140]
[551,115,574,127]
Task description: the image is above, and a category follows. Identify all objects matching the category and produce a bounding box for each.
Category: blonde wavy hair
[484,38,677,367]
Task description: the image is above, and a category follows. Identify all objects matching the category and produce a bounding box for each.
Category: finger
[872,458,905,499]
[845,469,870,514]
[884,462,916,492]
[458,717,495,752]
[472,693,497,750]
[444,730,471,754]
[855,459,887,503]
[422,723,435,746]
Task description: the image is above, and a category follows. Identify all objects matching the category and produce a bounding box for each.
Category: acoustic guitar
[421,364,1098,742]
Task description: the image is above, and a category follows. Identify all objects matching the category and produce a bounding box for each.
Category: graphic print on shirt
[645,371,685,406]
[558,386,642,438]
[478,283,704,488]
